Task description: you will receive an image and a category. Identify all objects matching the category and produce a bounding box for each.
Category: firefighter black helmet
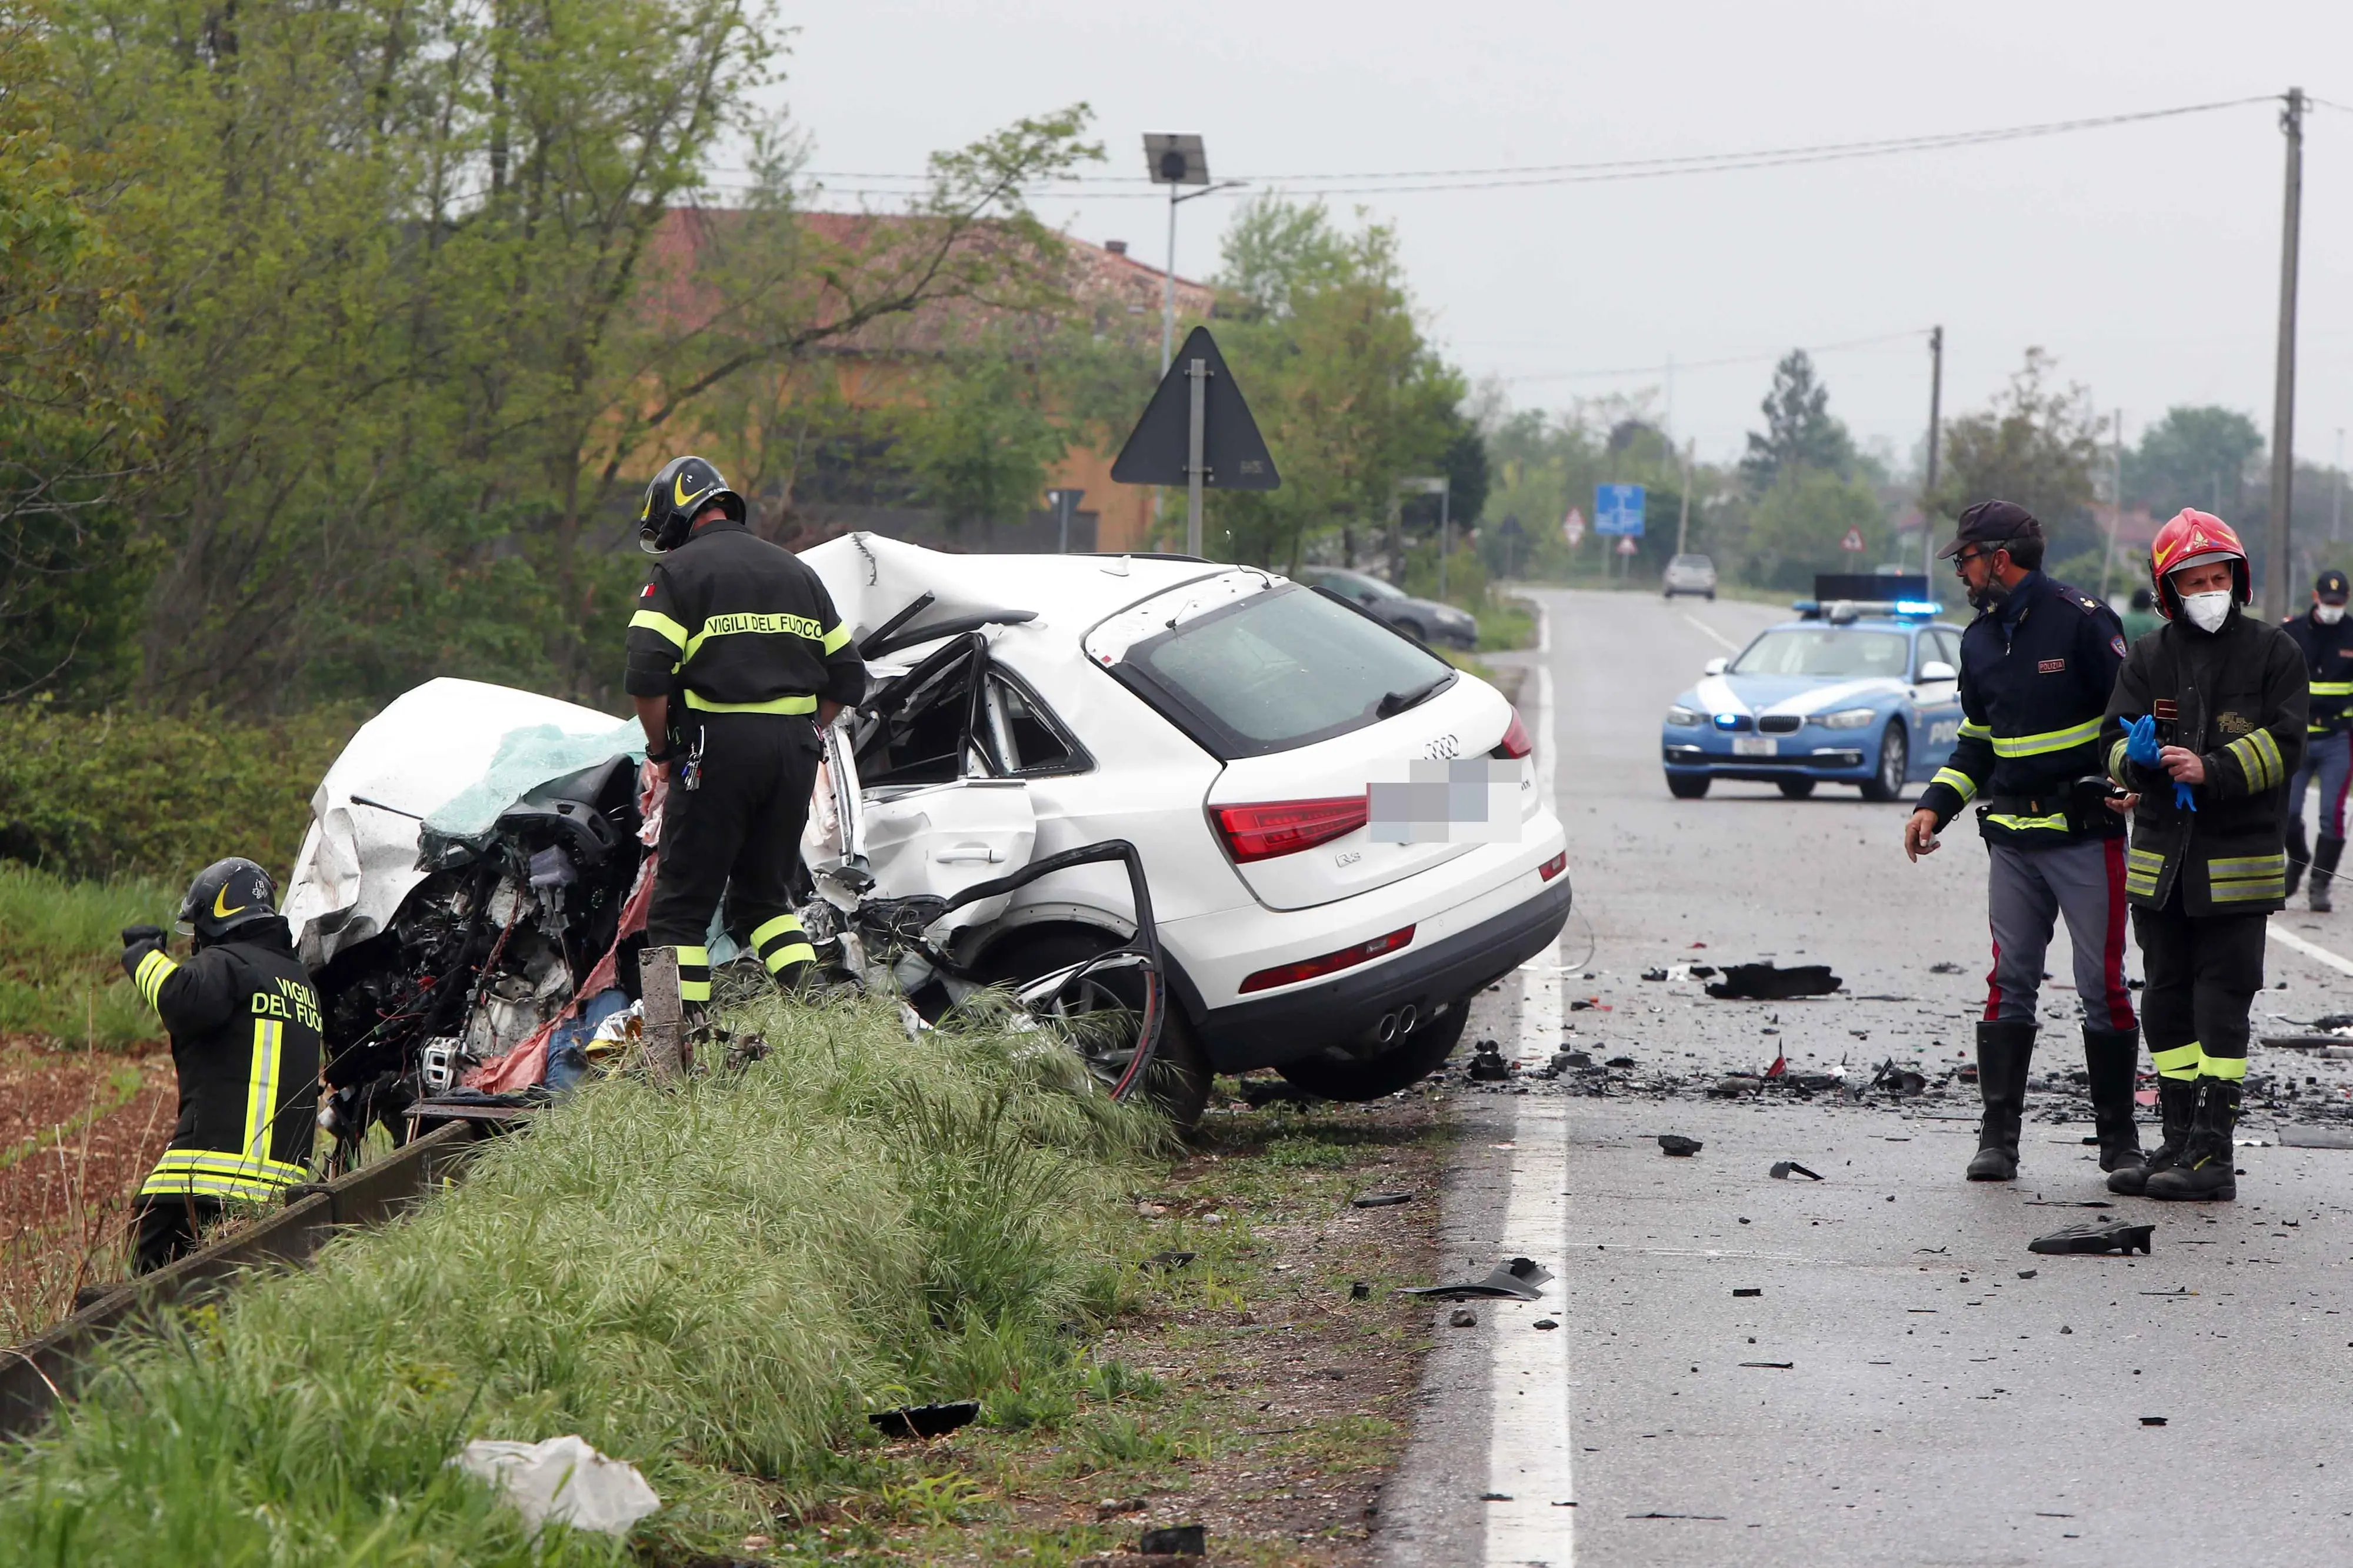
[176,857,278,943]
[638,455,746,555]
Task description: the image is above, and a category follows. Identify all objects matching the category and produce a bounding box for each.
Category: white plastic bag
[453,1434,661,1536]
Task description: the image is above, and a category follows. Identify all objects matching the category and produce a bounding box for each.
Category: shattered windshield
[1730,629,1908,679]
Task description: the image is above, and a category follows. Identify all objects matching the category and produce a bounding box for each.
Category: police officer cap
[177,856,278,942]
[1938,499,2044,560]
[2318,568,2350,605]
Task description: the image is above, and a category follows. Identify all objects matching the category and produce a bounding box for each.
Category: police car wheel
[1859,723,1908,803]
[1666,772,1710,799]
[1777,778,1815,799]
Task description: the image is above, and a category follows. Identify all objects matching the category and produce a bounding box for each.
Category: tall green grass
[0,995,1166,1564]
[0,862,176,1048]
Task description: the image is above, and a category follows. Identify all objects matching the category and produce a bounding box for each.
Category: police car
[1660,575,1966,802]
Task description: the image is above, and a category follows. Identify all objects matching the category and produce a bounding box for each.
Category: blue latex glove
[2125,713,2196,811]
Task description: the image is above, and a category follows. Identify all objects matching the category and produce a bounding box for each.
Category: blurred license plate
[1366,758,1520,844]
[1732,736,1778,756]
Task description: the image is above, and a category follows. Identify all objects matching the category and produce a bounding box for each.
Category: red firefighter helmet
[2147,508,2251,620]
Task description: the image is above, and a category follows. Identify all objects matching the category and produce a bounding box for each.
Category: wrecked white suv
[285,535,1570,1131]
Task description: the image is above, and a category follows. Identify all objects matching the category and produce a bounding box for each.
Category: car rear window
[1114,583,1454,759]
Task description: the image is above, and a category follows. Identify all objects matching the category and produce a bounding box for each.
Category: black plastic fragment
[1138,1523,1207,1555]
[1769,1160,1824,1181]
[1468,1043,1510,1082]
[1352,1190,1415,1208]
[1732,1287,1762,1297]
[2141,1416,2168,1427]
[1402,1256,1554,1300]
[1349,1281,1372,1300]
[1142,1250,1198,1271]
[2028,1219,2154,1256]
[1658,1135,1703,1157]
[1929,960,1966,973]
[868,1400,979,1439]
[1706,962,1841,1000]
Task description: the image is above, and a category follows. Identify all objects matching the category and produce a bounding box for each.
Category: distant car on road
[1299,566,1479,650]
[1659,579,1964,802]
[1661,553,1718,600]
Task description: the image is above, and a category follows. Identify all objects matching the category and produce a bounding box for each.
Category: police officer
[2102,511,2305,1202]
[2282,568,2353,910]
[119,858,322,1273]
[624,455,867,1006]
[1903,501,2141,1183]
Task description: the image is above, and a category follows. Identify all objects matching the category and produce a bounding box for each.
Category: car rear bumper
[1174,870,1572,1073]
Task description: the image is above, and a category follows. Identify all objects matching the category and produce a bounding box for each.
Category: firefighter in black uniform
[624,455,867,1005]
[119,858,322,1273]
[2282,568,2353,910]
[2102,510,2305,1202]
[1903,501,2141,1182]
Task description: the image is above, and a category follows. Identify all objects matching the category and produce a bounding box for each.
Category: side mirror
[1918,660,1957,683]
[1702,656,1728,676]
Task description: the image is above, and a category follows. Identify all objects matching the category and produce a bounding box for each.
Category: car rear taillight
[1239,925,1417,994]
[1213,796,1368,862]
[1539,850,1567,881]
[1492,712,1532,759]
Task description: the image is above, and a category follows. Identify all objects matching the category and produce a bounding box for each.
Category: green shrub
[0,862,176,1049]
[0,993,1167,1564]
[0,700,365,885]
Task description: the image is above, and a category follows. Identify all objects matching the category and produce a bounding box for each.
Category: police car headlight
[1665,705,1703,728]
[1817,707,1877,729]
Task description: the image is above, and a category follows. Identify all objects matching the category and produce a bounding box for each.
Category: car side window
[980,672,1087,777]
[1936,629,1964,672]
[855,645,986,787]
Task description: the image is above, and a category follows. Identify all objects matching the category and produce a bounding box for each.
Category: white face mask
[2318,602,2346,626]
[2179,590,2233,633]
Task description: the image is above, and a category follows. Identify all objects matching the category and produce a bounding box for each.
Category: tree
[2124,406,2264,517]
[1743,468,1888,590]
[1741,351,1854,491]
[897,352,1069,538]
[1931,348,2106,563]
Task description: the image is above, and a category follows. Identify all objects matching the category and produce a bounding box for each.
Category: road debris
[452,1435,661,1536]
[1351,1190,1415,1207]
[2017,1270,2038,1279]
[1732,1287,1762,1297]
[1449,1307,1479,1327]
[1709,1075,1762,1097]
[1769,1160,1825,1180]
[2141,1416,2168,1427]
[1349,1281,1373,1300]
[1468,1043,1511,1081]
[2028,1220,2154,1256]
[1138,1523,1207,1556]
[1404,1256,1554,1300]
[1929,961,1967,973]
[1658,1134,1703,1156]
[1706,962,1842,1000]
[1534,1317,1559,1330]
[1142,1250,1198,1272]
[868,1400,981,1439]
[1869,1059,1928,1096]
[1738,1361,1793,1369]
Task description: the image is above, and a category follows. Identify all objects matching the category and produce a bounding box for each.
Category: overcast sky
[764,1,2353,479]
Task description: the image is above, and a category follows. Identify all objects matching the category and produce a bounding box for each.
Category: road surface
[1381,588,2353,1568]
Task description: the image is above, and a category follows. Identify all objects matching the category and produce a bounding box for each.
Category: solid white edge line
[1681,611,1740,653]
[2267,919,2353,978]
[1484,596,1574,1568]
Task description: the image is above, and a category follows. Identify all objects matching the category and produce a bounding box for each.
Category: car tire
[1777,778,1816,799]
[1662,589,1675,600]
[1667,772,1710,799]
[1860,722,1908,802]
[1274,997,1472,1101]
[1400,619,1431,645]
[974,926,1210,1130]
[1705,590,1716,601]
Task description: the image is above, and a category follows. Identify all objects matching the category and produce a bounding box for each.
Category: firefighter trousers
[2287,728,2351,864]
[134,1195,221,1275]
[2131,889,2265,1087]
[1984,836,2136,1033]
[645,712,822,1003]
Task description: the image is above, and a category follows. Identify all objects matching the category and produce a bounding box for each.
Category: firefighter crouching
[2102,511,2306,1202]
[2282,568,2353,910]
[1904,501,2140,1183]
[119,858,322,1273]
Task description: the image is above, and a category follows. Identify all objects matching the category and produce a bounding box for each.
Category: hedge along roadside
[0,993,1170,1565]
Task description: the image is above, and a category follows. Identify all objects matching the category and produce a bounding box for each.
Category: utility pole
[2099,409,2124,600]
[2335,428,2345,546]
[2265,87,2305,621]
[1921,325,1944,577]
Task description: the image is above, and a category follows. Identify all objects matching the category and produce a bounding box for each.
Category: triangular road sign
[1110,325,1280,491]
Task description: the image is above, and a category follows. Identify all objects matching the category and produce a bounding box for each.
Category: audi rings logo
[1425,733,1461,759]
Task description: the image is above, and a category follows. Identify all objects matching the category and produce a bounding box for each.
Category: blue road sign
[1595,483,1647,537]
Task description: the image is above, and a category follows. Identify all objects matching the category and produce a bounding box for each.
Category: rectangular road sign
[1595,483,1647,537]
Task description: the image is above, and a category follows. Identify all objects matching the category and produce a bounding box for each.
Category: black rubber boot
[2288,816,2311,899]
[2312,835,2343,913]
[2145,1077,2240,1202]
[2108,1075,2197,1195]
[1965,1020,2037,1181]
[2082,1025,2145,1174]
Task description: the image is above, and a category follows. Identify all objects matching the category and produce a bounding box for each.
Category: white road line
[1485,599,1574,1568]
[1680,611,1740,653]
[2269,920,2353,978]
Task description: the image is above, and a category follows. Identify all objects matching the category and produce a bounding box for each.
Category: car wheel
[1860,723,1908,802]
[1274,997,1471,1101]
[1667,772,1710,799]
[1777,778,1816,799]
[1705,590,1716,601]
[1400,619,1431,644]
[1662,589,1675,600]
[974,927,1209,1130]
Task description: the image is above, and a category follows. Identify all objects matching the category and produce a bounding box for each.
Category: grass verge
[0,862,175,1050]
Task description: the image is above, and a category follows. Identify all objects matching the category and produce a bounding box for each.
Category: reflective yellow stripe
[147,1149,307,1183]
[2250,726,2283,785]
[2210,853,2287,878]
[1958,719,1994,740]
[1929,767,1978,802]
[2127,847,2165,870]
[2313,680,2353,696]
[243,1019,281,1170]
[2108,738,2132,786]
[682,610,826,661]
[134,949,178,1010]
[2151,1041,2203,1080]
[2210,878,2285,903]
[2200,1054,2249,1082]
[749,915,802,949]
[139,1169,285,1203]
[681,691,818,714]
[762,942,817,975]
[629,610,690,650]
[822,622,851,654]
[1991,717,2104,758]
[2224,732,2279,790]
[672,945,710,1005]
[2125,877,2160,898]
[1987,812,2071,832]
[678,977,711,1003]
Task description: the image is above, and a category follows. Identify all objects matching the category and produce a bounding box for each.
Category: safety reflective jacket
[624,519,867,718]
[2282,608,2353,735]
[1914,571,2129,846]
[122,919,322,1203]
[2102,608,2307,915]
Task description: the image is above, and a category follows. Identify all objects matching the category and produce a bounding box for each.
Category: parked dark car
[1298,566,1479,650]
